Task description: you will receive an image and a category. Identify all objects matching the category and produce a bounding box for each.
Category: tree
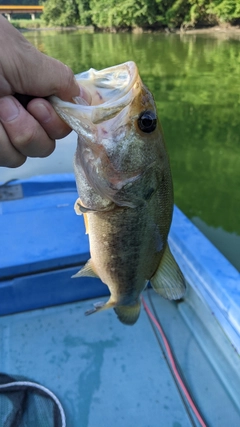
[76,0,91,25]
[43,0,79,26]
[208,0,240,23]
[90,0,168,28]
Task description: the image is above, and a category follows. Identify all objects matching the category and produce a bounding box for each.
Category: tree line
[2,0,240,29]
[43,0,240,29]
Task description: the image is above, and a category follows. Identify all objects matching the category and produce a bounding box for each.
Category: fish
[49,61,186,325]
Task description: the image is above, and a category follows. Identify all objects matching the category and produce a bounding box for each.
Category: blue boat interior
[1,174,240,426]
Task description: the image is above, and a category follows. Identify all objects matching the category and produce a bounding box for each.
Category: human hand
[0,15,88,168]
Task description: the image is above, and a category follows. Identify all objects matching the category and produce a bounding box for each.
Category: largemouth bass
[50,61,186,325]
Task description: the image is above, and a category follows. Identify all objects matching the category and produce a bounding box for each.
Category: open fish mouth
[50,61,140,131]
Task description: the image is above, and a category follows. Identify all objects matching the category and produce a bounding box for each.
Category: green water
[8,30,240,270]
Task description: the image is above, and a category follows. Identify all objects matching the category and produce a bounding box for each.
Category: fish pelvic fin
[150,243,186,300]
[114,301,141,325]
[71,259,98,278]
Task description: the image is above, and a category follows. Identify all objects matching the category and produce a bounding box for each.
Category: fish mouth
[50,61,140,135]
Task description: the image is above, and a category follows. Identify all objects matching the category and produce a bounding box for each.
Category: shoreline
[176,24,240,35]
[17,23,240,35]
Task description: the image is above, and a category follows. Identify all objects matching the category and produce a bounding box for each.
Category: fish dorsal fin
[150,243,186,300]
[72,259,99,278]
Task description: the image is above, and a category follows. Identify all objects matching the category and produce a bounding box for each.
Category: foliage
[51,0,240,29]
[5,0,240,29]
[164,0,192,28]
[75,0,91,25]
[90,0,162,28]
[42,0,80,26]
[208,0,240,22]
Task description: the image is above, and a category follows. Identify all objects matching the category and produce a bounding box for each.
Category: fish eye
[138,111,157,133]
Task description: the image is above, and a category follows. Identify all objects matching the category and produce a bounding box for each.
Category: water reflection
[1,31,239,270]
[192,217,240,272]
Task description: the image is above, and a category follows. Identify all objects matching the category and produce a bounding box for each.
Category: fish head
[50,61,169,208]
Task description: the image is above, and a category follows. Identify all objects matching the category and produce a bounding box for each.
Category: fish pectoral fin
[82,212,89,235]
[114,301,141,325]
[85,299,115,316]
[150,243,186,300]
[74,198,98,214]
[71,259,99,278]
[74,199,89,234]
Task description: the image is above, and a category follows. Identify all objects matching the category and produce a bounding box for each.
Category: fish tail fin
[150,243,186,300]
[114,301,141,325]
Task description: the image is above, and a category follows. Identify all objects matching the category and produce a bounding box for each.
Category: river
[1,29,240,271]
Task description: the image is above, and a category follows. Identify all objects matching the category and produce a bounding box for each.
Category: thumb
[24,51,80,101]
[0,16,80,101]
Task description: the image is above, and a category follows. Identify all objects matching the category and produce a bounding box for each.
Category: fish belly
[87,202,166,305]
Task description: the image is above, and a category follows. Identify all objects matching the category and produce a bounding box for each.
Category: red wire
[141,296,207,427]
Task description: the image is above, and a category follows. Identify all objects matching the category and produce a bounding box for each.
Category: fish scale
[50,61,186,325]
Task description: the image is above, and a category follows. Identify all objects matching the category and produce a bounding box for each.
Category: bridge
[0,5,43,21]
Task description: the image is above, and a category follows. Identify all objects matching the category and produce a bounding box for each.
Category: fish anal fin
[114,301,141,325]
[85,299,141,326]
[85,299,115,316]
[150,243,186,300]
[72,259,99,279]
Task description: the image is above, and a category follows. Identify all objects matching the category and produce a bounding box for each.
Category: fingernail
[0,97,20,122]
[35,102,51,123]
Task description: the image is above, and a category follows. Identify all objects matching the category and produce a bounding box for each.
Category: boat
[0,173,240,426]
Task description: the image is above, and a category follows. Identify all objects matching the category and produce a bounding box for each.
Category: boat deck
[1,174,240,426]
[1,288,240,426]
